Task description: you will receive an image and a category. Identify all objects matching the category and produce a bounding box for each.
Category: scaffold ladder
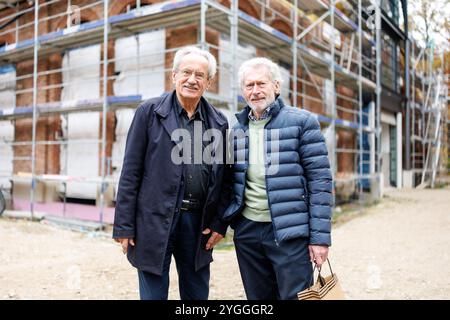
[420,73,446,187]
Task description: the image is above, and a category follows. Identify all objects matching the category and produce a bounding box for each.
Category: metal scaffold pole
[99,0,109,227]
[405,24,411,172]
[200,0,206,50]
[136,34,140,95]
[30,0,40,219]
[330,0,337,200]
[231,0,238,113]
[411,42,415,173]
[358,0,363,203]
[292,0,298,108]
[375,0,382,198]
[421,46,426,170]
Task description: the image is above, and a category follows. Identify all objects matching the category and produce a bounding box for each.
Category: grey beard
[247,98,276,114]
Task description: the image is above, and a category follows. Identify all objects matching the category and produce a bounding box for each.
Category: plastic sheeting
[321,124,335,164]
[112,109,135,200]
[323,79,334,115]
[279,66,291,103]
[0,68,15,189]
[60,45,100,199]
[112,30,166,199]
[322,22,341,47]
[219,35,291,105]
[113,29,165,100]
[219,35,256,99]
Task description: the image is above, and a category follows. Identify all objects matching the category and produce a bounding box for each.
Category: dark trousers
[138,210,210,300]
[233,215,313,300]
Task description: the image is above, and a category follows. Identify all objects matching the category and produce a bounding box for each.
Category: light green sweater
[242,117,272,222]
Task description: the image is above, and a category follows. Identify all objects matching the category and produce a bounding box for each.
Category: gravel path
[0,186,449,300]
[330,187,450,299]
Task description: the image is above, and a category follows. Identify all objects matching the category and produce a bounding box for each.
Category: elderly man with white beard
[221,57,333,300]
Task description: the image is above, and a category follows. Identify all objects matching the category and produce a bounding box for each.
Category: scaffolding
[0,0,402,224]
[409,41,449,188]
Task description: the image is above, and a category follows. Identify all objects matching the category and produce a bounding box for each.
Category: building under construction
[0,0,448,224]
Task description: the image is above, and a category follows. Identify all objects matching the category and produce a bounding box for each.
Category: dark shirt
[174,94,211,203]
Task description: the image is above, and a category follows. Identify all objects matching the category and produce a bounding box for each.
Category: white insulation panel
[219,35,256,99]
[60,45,100,199]
[219,36,291,105]
[114,29,166,99]
[279,66,291,103]
[112,109,135,199]
[112,30,165,199]
[0,68,15,189]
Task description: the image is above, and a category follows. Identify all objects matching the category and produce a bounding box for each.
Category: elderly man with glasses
[113,46,230,300]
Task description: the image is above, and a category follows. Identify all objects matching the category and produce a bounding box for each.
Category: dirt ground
[0,186,449,300]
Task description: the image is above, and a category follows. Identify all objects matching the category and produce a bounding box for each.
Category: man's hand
[309,245,329,268]
[114,238,135,254]
[202,228,224,250]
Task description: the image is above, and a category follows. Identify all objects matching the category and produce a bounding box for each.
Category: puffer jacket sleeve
[298,112,333,246]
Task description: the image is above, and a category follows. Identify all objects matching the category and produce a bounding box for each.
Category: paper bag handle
[308,258,335,289]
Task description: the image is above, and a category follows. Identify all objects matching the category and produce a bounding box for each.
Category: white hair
[238,57,283,89]
[172,46,217,79]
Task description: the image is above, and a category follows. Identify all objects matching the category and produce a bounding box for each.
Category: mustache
[250,96,265,102]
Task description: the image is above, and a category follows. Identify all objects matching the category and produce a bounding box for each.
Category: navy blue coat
[223,97,333,246]
[113,91,230,275]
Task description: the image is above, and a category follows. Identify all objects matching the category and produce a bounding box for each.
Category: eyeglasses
[178,69,207,81]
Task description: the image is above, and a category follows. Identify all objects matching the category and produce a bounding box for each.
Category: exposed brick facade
[0,0,358,195]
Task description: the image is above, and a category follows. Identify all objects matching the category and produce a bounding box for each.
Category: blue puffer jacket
[223,97,333,246]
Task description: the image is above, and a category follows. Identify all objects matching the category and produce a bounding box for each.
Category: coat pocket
[300,176,309,205]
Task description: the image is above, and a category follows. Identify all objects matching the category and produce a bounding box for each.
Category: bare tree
[409,0,450,52]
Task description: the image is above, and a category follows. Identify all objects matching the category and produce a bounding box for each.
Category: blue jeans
[138,210,210,300]
[233,215,313,300]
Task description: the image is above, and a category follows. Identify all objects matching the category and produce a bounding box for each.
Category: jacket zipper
[240,121,279,246]
[263,120,280,247]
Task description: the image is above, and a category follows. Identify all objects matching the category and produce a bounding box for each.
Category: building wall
[0,0,361,200]
[336,86,357,173]
[0,67,16,190]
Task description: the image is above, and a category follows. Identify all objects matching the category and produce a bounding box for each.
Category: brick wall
[336,86,357,173]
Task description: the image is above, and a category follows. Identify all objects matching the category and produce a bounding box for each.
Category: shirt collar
[248,101,276,122]
[175,94,205,121]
